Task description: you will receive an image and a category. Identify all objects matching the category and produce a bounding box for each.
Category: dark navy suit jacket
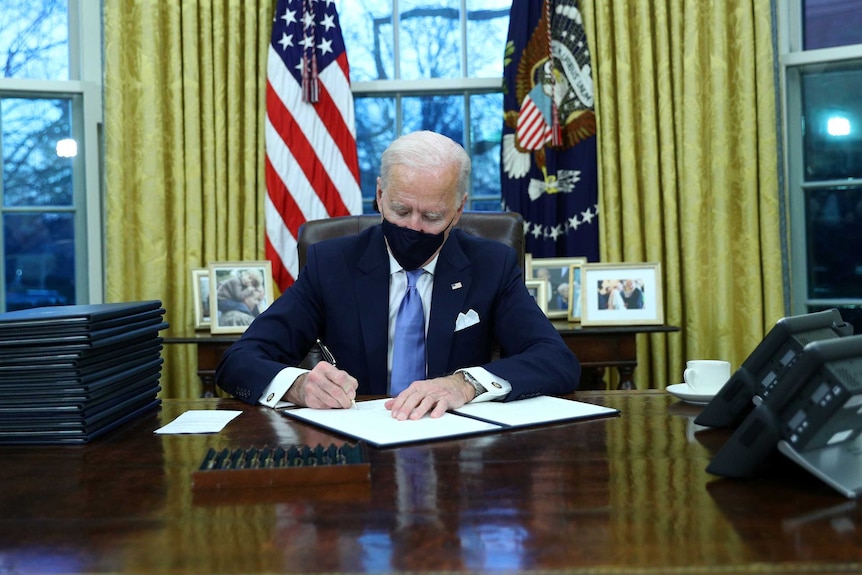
[216,224,580,403]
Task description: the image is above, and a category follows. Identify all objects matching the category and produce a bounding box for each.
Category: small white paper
[154,410,242,435]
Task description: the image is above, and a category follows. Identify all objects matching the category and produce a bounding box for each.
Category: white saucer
[666,383,716,406]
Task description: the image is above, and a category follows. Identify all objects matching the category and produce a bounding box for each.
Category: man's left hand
[384,374,474,420]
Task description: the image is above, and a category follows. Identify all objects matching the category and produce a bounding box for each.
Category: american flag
[265,0,362,291]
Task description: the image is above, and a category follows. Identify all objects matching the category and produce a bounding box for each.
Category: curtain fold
[103,1,275,398]
[580,0,784,388]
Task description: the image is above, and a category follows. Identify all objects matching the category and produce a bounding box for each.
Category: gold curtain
[103,0,276,398]
[580,0,785,388]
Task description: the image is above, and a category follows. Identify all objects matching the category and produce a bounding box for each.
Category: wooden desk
[166,323,679,397]
[1,391,858,574]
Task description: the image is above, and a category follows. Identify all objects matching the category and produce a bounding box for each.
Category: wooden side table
[165,323,679,396]
[550,321,680,390]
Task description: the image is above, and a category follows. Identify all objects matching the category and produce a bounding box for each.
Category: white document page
[154,410,242,434]
[283,398,502,447]
[453,395,618,427]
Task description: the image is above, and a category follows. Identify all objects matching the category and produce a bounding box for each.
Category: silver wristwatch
[459,370,486,399]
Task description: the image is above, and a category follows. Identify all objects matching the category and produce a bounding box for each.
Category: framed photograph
[565,262,586,323]
[191,268,211,329]
[525,278,550,315]
[580,263,664,326]
[526,257,587,318]
[208,261,274,334]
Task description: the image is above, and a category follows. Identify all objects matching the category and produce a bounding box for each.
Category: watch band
[458,370,486,399]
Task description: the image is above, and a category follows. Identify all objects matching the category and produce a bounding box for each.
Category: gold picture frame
[525,278,550,315]
[565,262,586,323]
[208,260,274,334]
[580,262,664,326]
[191,267,211,330]
[525,256,588,319]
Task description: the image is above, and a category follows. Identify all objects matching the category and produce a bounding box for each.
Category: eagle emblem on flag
[501,0,599,260]
[503,1,596,198]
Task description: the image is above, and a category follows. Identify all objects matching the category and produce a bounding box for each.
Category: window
[783,0,862,333]
[340,0,510,213]
[0,0,102,312]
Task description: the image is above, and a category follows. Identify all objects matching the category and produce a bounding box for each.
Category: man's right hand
[285,361,357,409]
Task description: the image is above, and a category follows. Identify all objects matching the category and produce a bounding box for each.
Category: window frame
[779,0,862,317]
[0,0,104,308]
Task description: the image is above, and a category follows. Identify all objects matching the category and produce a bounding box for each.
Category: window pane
[801,65,862,181]
[804,0,862,50]
[355,96,396,213]
[0,0,69,80]
[399,0,462,80]
[402,94,465,143]
[4,212,74,311]
[465,1,510,78]
[1,97,75,207]
[340,0,394,82]
[805,186,862,299]
[469,92,503,210]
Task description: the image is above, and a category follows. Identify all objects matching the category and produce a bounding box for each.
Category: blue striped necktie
[390,269,426,395]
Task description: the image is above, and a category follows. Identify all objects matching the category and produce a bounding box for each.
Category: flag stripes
[265,0,361,292]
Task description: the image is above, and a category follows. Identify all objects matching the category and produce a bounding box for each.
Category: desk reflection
[2,392,861,574]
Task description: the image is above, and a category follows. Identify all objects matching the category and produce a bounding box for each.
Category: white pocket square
[455,309,480,332]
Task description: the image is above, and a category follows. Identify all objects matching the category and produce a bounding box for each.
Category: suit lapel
[426,232,471,378]
[354,227,391,394]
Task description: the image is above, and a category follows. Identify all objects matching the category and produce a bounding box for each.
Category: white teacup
[683,360,731,395]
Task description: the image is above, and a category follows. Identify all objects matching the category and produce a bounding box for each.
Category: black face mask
[382,216,455,271]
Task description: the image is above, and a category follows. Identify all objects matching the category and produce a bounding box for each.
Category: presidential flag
[265,0,362,291]
[501,0,599,261]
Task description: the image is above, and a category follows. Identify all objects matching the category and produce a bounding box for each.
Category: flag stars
[581,207,595,225]
[302,10,316,29]
[278,32,294,51]
[320,13,336,31]
[318,37,333,56]
[281,8,297,27]
[300,34,315,50]
[549,224,563,241]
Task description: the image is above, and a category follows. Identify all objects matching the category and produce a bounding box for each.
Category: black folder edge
[0,358,164,398]
[0,370,162,417]
[282,398,620,449]
[281,411,503,449]
[0,317,166,347]
[0,397,161,445]
[0,321,169,354]
[0,307,166,336]
[0,349,164,385]
[0,338,163,370]
[0,300,163,326]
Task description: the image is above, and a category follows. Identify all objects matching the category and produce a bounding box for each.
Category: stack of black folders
[0,300,169,445]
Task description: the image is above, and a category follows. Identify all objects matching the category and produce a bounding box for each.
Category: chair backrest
[297,211,525,271]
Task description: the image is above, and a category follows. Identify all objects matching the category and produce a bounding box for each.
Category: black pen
[316,338,336,366]
[316,338,355,409]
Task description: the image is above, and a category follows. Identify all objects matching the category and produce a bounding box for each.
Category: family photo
[208,262,273,333]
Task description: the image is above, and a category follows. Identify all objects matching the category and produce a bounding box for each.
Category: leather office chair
[295,211,525,368]
[297,211,525,271]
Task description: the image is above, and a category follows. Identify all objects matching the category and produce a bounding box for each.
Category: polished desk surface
[2,390,861,574]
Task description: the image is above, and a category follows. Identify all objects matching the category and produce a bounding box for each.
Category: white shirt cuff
[257,366,307,408]
[460,366,511,403]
